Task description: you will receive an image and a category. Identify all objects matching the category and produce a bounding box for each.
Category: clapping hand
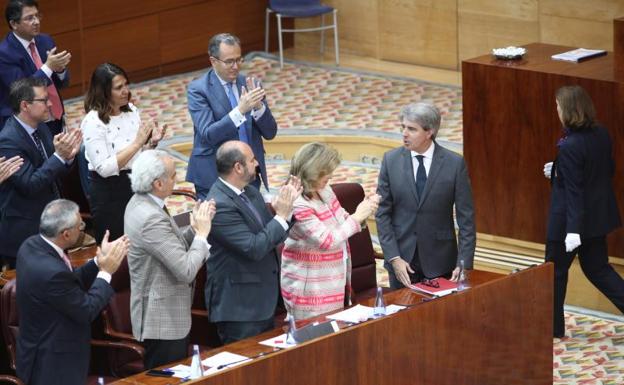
[53,127,82,160]
[0,156,23,183]
[150,121,167,146]
[45,47,71,72]
[239,79,266,114]
[191,199,216,238]
[272,175,302,219]
[97,230,130,275]
[543,162,553,179]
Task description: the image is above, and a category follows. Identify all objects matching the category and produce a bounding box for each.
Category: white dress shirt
[411,142,435,181]
[214,72,266,128]
[82,103,141,177]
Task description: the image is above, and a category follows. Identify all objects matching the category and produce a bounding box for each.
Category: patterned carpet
[63,53,624,384]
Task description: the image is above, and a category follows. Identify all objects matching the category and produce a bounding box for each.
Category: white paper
[327,304,374,323]
[259,333,297,349]
[201,351,250,369]
[385,304,407,315]
[167,364,191,378]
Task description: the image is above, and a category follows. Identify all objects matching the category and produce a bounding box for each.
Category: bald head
[216,141,258,188]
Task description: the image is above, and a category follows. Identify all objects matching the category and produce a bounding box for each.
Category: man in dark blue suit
[205,141,300,344]
[0,77,81,268]
[0,0,71,134]
[16,199,128,385]
[544,85,624,338]
[187,33,278,199]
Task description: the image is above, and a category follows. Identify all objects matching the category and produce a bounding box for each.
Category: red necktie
[28,42,63,120]
[61,252,73,271]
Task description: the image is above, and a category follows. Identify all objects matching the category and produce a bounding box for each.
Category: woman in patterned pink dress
[281,142,379,320]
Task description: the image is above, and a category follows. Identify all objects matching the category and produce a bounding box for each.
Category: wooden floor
[279,47,462,87]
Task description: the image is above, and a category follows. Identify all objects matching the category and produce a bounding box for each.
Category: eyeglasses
[421,278,440,288]
[28,98,49,104]
[20,13,43,23]
[211,56,244,67]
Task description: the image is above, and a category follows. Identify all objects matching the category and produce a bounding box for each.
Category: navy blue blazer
[0,32,69,127]
[16,235,114,385]
[547,125,622,241]
[0,116,70,258]
[186,69,277,191]
[205,179,287,322]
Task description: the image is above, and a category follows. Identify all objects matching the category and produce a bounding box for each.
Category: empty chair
[265,0,339,68]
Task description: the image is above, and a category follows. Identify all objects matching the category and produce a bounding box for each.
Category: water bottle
[286,313,297,345]
[189,344,203,379]
[457,260,471,291]
[373,287,386,318]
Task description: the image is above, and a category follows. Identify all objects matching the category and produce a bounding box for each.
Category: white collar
[13,32,34,51]
[147,193,166,209]
[40,234,66,259]
[219,177,244,196]
[410,141,435,159]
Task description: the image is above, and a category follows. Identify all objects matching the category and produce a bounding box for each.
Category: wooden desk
[462,42,624,258]
[112,265,553,385]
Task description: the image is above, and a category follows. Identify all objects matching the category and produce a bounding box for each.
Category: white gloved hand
[543,162,553,179]
[565,233,581,252]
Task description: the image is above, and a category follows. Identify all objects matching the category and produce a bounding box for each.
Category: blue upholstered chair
[264,0,339,68]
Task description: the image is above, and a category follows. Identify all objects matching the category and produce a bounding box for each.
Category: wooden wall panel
[159,2,231,64]
[294,0,379,57]
[82,15,160,81]
[53,30,83,98]
[38,0,79,35]
[81,0,204,28]
[379,0,457,69]
[539,0,624,51]
[458,0,539,63]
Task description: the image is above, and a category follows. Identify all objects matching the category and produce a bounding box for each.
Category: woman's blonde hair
[289,142,341,198]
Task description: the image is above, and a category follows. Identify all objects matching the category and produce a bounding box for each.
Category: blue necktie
[226,82,249,144]
[239,192,264,225]
[415,155,427,199]
[33,130,60,199]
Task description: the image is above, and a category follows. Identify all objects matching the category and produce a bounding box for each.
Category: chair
[330,183,387,302]
[100,258,146,377]
[265,0,339,68]
[0,279,123,382]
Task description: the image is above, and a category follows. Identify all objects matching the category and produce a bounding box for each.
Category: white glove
[543,162,553,179]
[565,233,581,252]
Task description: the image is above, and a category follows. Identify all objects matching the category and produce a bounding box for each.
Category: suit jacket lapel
[141,194,188,248]
[12,118,44,165]
[7,33,37,73]
[215,180,263,231]
[402,148,419,202]
[208,70,231,113]
[418,142,444,208]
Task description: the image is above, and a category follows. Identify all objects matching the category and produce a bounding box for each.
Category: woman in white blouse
[81,63,165,243]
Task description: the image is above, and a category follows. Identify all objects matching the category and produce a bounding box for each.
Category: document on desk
[167,364,191,378]
[326,304,406,324]
[202,351,251,370]
[259,333,297,349]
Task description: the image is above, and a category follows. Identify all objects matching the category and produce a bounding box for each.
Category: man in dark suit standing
[0,76,81,268]
[206,140,300,344]
[16,199,128,385]
[376,103,476,289]
[187,33,278,199]
[544,85,624,338]
[0,0,71,134]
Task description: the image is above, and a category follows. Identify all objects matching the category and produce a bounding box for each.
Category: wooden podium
[462,42,624,258]
[112,265,553,385]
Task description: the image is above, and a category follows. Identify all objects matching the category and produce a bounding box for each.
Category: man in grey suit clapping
[125,149,215,369]
[376,103,476,289]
